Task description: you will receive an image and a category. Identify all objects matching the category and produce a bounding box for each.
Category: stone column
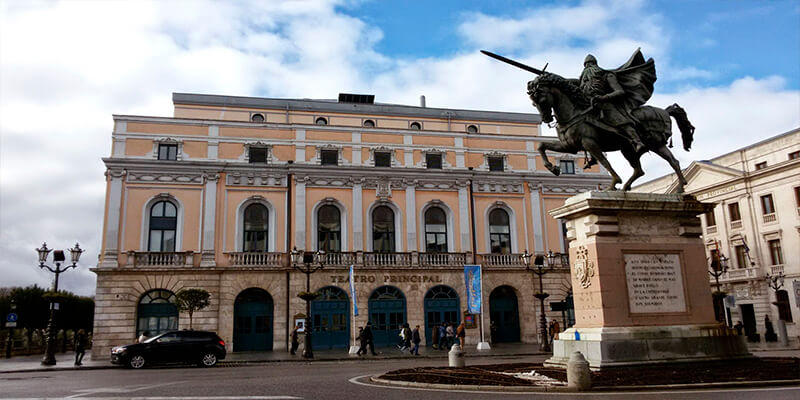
[200,173,219,267]
[528,183,545,253]
[295,178,307,249]
[352,180,364,251]
[405,182,417,251]
[100,169,125,267]
[458,183,471,252]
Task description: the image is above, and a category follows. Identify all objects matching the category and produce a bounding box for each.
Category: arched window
[137,290,178,337]
[148,201,177,252]
[489,208,511,254]
[424,207,448,253]
[363,119,375,128]
[318,205,341,252]
[372,206,395,252]
[243,204,269,252]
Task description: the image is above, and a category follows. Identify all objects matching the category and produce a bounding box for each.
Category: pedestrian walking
[356,327,366,356]
[290,324,300,355]
[438,322,448,350]
[398,323,411,353]
[73,329,87,366]
[411,325,421,355]
[446,323,455,349]
[363,322,377,355]
[456,321,466,347]
[549,319,561,344]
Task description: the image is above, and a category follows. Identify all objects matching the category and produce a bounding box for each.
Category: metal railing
[770,264,785,276]
[763,213,777,223]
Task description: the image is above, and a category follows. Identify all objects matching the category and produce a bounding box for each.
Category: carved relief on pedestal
[573,245,595,289]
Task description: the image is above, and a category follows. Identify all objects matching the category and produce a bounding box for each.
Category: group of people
[431,321,466,351]
[395,323,422,355]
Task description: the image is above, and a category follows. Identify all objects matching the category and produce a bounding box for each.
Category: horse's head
[527,74,554,124]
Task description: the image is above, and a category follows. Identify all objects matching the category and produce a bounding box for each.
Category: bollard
[567,351,591,391]
[448,343,465,368]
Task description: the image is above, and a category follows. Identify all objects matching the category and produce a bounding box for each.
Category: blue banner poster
[464,265,482,314]
[349,265,358,316]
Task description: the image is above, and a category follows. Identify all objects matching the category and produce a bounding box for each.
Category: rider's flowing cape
[611,49,657,110]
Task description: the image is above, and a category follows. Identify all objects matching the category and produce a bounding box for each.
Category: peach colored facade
[92,92,610,359]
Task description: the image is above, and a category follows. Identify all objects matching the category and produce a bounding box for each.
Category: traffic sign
[6,313,17,322]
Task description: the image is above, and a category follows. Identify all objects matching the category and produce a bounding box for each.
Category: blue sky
[0,0,798,295]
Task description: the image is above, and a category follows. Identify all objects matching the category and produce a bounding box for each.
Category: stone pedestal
[545,192,750,369]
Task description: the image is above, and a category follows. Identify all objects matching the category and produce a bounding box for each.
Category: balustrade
[129,251,193,267]
[226,252,284,267]
[763,213,777,223]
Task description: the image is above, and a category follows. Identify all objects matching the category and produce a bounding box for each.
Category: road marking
[66,381,189,398]
[62,397,301,400]
[348,374,800,396]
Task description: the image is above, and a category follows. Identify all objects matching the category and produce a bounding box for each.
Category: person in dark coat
[290,324,300,355]
[74,329,87,366]
[432,325,440,349]
[356,327,366,356]
[363,322,377,356]
[411,325,422,356]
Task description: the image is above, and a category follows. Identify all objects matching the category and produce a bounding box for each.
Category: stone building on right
[634,127,800,348]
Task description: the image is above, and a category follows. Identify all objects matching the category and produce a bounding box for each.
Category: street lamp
[290,247,325,359]
[708,252,729,323]
[522,249,556,352]
[5,299,16,359]
[36,242,83,366]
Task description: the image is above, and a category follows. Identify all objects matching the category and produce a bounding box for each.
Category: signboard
[5,313,17,328]
[464,265,482,314]
[348,265,358,316]
[463,313,477,329]
[625,253,687,313]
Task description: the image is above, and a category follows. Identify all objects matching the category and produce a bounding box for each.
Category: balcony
[730,220,742,230]
[128,251,194,267]
[717,266,760,283]
[770,264,785,276]
[706,225,718,234]
[476,253,570,269]
[226,252,285,267]
[763,213,777,224]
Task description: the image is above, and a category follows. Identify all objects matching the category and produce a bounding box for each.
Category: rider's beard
[580,66,603,92]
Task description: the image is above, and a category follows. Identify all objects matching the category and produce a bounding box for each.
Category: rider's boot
[624,126,646,155]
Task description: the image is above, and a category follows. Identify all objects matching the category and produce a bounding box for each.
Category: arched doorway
[489,285,520,343]
[368,286,406,348]
[233,288,274,352]
[137,290,178,338]
[424,285,459,346]
[311,286,349,350]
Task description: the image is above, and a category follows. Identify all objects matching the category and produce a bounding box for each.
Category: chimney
[420,95,426,108]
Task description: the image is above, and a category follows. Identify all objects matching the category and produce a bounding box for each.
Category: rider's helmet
[583,54,597,67]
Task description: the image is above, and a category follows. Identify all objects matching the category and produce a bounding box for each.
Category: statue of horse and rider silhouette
[483,49,695,193]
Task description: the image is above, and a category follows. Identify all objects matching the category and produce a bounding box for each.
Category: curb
[368,375,800,392]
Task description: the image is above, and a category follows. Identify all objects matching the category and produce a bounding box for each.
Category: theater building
[91,92,610,358]
[635,127,800,347]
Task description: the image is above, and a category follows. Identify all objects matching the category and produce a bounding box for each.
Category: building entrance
[490,285,520,343]
[424,285,460,347]
[740,303,757,340]
[311,286,349,350]
[233,288,273,352]
[368,286,406,348]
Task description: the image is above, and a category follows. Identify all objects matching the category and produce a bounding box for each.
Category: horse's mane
[535,73,590,109]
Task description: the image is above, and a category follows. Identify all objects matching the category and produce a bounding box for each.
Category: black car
[111,330,226,369]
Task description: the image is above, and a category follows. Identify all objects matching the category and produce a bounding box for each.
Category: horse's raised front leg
[620,146,645,191]
[538,141,576,176]
[651,144,687,193]
[583,140,621,190]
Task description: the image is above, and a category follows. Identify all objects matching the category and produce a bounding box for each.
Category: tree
[175,289,210,330]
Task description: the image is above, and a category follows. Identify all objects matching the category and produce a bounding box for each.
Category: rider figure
[579,54,646,155]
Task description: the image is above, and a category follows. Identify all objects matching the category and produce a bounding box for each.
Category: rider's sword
[480,50,546,75]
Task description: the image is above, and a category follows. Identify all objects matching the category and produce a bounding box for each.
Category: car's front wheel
[128,354,146,369]
[200,352,217,367]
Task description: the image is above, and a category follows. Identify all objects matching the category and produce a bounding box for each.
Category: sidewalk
[0,343,546,374]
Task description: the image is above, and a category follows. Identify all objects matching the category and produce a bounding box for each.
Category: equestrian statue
[482,49,695,193]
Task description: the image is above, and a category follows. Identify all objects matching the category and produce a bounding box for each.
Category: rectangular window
[426,153,442,169]
[795,186,800,208]
[755,161,767,170]
[789,150,800,160]
[734,245,748,269]
[488,156,504,172]
[560,160,575,174]
[248,147,268,163]
[728,203,741,222]
[768,239,783,265]
[321,149,338,166]
[760,194,775,215]
[157,144,178,160]
[705,208,716,227]
[374,151,391,167]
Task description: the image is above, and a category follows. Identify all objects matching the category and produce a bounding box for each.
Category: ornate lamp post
[290,247,325,359]
[36,242,83,366]
[522,249,556,352]
[708,252,729,323]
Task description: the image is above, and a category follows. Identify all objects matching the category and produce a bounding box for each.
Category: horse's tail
[666,103,695,151]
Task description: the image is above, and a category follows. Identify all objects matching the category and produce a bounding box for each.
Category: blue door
[368,286,406,348]
[311,286,349,350]
[424,285,460,346]
[234,288,273,352]
[490,285,520,343]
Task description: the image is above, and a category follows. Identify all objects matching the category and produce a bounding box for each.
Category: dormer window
[251,113,265,123]
[426,153,442,169]
[410,122,421,130]
[363,119,375,128]
[158,144,178,161]
[315,117,328,126]
[755,162,767,170]
[467,125,478,134]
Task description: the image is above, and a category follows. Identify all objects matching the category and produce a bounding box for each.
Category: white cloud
[0,0,797,296]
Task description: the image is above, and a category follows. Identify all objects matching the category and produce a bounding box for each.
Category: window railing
[763,213,777,223]
[419,252,467,266]
[364,252,412,267]
[226,252,284,267]
[128,251,194,267]
[718,266,759,282]
[770,265,785,276]
[706,225,717,234]
[730,220,742,230]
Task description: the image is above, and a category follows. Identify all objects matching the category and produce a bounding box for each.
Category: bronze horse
[527,72,695,192]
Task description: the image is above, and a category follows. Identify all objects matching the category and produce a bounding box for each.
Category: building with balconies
[91,92,610,358]
[634,127,800,347]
